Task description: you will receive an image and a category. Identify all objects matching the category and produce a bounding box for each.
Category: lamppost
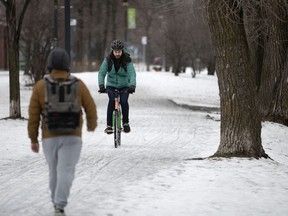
[65,0,71,61]
[53,0,58,48]
[123,0,128,43]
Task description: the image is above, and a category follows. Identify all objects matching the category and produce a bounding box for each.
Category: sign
[70,19,77,26]
[128,8,136,29]
[141,36,147,45]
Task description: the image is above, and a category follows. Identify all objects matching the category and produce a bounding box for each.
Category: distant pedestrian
[28,48,97,216]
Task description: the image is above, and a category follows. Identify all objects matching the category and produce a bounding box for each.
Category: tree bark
[6,0,21,118]
[206,0,268,158]
[255,1,288,125]
[1,0,31,118]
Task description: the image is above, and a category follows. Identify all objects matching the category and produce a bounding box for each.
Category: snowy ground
[0,68,288,216]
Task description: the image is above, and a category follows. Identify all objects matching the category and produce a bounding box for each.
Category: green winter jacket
[98,53,136,89]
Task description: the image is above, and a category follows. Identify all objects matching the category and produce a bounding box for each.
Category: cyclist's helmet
[111,39,124,50]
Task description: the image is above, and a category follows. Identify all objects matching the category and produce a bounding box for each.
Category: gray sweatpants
[42,136,82,210]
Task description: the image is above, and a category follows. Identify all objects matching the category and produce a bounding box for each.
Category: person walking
[28,48,97,216]
[98,39,136,134]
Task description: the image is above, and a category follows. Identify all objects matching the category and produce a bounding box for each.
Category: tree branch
[0,0,8,8]
[16,0,31,40]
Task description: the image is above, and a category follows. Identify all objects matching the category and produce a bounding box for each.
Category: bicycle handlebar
[98,89,133,94]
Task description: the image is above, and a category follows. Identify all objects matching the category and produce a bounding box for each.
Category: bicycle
[100,89,131,148]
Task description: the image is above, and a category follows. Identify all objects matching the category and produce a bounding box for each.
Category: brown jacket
[28,70,97,143]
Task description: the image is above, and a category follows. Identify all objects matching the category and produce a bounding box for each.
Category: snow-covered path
[0,71,288,216]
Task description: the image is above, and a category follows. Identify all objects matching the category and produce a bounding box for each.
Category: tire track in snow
[67,84,218,214]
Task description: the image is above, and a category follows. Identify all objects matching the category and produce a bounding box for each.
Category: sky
[0,66,287,216]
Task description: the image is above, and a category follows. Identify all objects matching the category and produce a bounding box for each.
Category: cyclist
[98,39,136,134]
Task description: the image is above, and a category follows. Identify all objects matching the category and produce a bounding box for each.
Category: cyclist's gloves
[98,85,106,93]
[127,86,135,93]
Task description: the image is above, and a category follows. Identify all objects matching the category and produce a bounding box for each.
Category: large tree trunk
[2,0,30,118]
[256,1,288,124]
[206,0,268,158]
[6,0,21,119]
[8,36,21,118]
[244,1,288,125]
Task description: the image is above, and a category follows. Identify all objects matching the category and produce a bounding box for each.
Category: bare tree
[202,0,288,158]
[94,0,110,67]
[205,0,268,158]
[0,0,31,119]
[245,0,288,125]
[129,0,158,71]
[165,14,188,75]
[21,0,53,83]
[71,0,115,71]
[151,0,214,75]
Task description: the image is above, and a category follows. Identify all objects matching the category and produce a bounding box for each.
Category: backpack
[44,74,81,133]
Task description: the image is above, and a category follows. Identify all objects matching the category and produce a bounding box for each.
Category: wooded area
[0,0,213,81]
[1,0,288,159]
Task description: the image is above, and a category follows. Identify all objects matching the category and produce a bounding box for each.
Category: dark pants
[106,86,129,126]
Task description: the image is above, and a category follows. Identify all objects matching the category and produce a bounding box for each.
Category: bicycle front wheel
[114,110,121,148]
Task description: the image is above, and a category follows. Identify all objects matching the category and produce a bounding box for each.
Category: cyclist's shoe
[123,123,130,133]
[105,126,113,134]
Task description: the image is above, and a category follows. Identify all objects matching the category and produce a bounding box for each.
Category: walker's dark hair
[47,48,70,72]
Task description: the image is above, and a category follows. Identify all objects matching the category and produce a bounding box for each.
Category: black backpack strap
[106,56,113,72]
[122,52,131,72]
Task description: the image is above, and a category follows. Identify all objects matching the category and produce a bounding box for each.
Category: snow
[0,68,288,216]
